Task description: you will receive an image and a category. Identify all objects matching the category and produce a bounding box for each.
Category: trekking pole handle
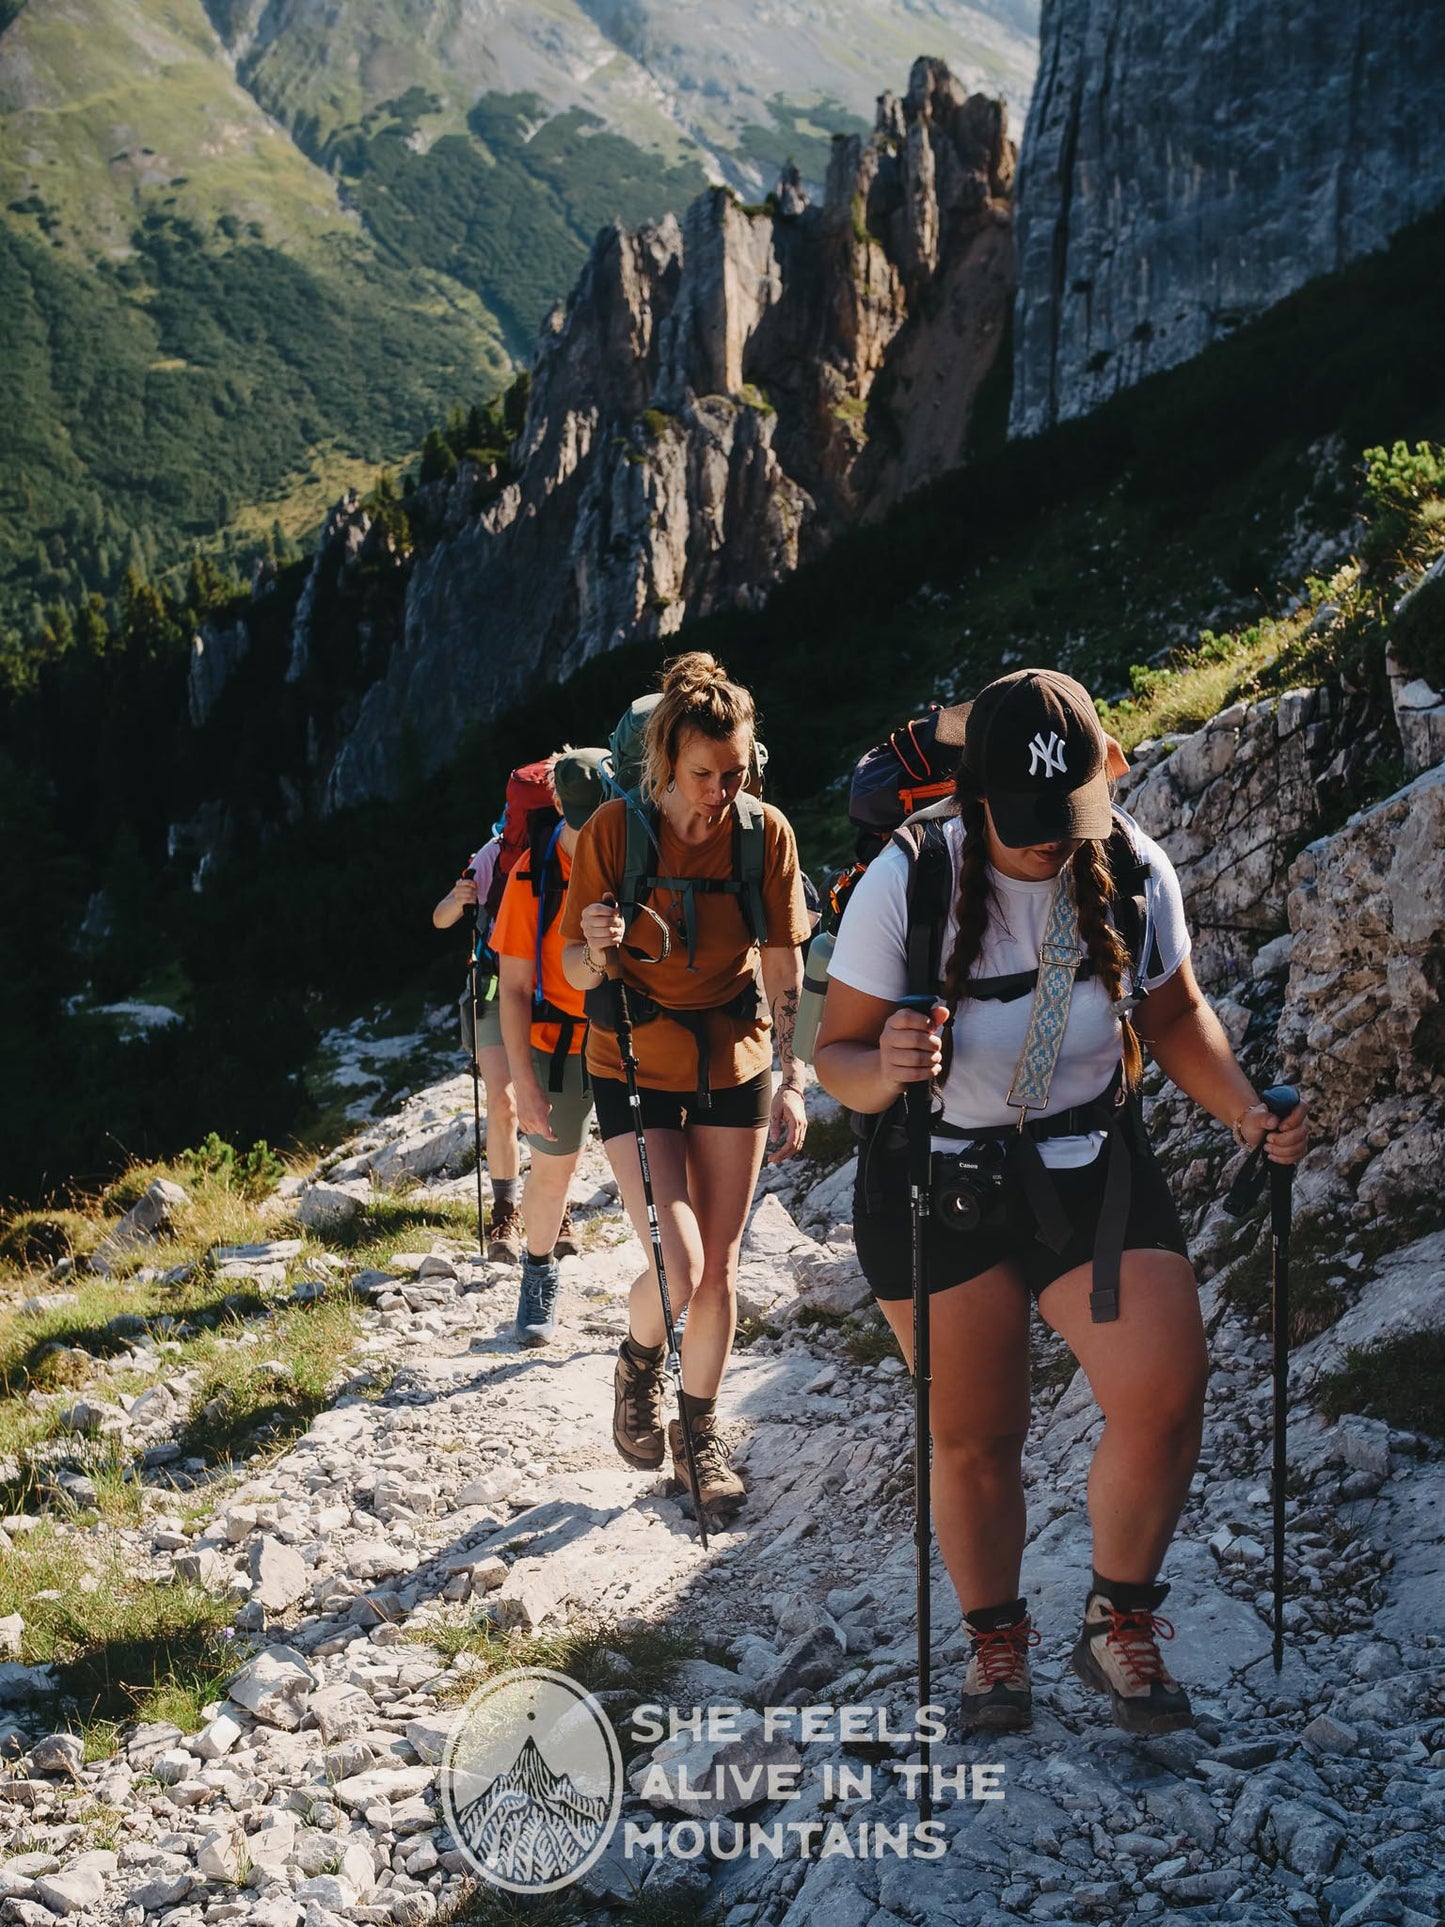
[1260,1083,1301,1122]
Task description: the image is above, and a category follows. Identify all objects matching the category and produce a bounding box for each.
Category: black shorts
[855,1129,1190,1303]
[591,1069,772,1140]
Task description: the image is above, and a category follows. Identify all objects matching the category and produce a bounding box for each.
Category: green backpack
[600,694,770,968]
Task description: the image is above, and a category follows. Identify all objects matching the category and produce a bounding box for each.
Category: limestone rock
[324,59,1015,808]
[1280,765,1445,1226]
[297,1180,371,1233]
[34,1853,115,1916]
[369,1115,473,1185]
[28,1732,83,1778]
[227,1645,318,1729]
[248,1535,309,1612]
[1118,691,1327,987]
[1011,0,1445,434]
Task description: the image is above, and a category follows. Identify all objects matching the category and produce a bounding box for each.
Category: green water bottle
[794,929,835,1064]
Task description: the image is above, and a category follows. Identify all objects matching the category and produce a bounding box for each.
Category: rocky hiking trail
[1,1040,1442,1927]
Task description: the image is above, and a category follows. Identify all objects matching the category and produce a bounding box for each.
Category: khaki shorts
[528,1048,594,1158]
[459,980,504,1056]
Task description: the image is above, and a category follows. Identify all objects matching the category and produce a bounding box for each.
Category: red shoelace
[969,1620,1041,1686]
[1100,1606,1177,1687]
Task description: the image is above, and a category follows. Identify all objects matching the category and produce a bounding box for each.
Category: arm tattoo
[773,986,800,1078]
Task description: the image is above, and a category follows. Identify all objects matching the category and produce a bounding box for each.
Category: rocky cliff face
[1009,0,1445,437]
[326,60,1014,809]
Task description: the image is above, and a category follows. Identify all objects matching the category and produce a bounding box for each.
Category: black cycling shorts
[591,1069,772,1140]
[855,1129,1190,1303]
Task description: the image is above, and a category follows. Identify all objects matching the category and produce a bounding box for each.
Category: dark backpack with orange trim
[826,704,963,927]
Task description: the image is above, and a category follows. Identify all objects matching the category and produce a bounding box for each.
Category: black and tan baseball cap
[942,669,1113,848]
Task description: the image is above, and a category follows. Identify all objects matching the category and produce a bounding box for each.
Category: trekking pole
[1262,1083,1300,1674]
[1222,1081,1300,1674]
[900,993,939,1823]
[468,946,486,1259]
[602,928,709,1550]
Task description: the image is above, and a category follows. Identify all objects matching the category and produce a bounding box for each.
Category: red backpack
[483,760,557,923]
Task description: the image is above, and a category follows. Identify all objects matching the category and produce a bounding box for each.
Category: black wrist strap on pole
[905,1078,933,1824]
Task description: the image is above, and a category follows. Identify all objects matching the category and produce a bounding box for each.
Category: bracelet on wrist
[581,944,608,977]
[1230,1108,1251,1149]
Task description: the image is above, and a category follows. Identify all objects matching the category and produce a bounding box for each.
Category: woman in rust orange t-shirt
[560,652,811,1514]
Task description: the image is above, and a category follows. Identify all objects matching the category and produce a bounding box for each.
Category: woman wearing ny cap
[815,669,1309,1737]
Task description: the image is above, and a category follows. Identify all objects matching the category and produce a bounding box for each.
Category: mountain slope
[208,0,1039,187]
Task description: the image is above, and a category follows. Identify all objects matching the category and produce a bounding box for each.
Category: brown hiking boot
[486,1201,523,1264]
[553,1205,579,1259]
[961,1603,1040,1733]
[1071,1581,1194,1735]
[667,1413,746,1516]
[613,1342,666,1469]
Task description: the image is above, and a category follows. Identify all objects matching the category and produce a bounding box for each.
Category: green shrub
[177,1132,285,1199]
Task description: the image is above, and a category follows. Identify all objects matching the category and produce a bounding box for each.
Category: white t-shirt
[828,814,1190,1166]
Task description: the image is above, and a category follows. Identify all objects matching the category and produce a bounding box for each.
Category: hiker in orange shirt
[492,751,605,1345]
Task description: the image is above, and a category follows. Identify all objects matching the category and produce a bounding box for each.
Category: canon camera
[932,1139,1009,1232]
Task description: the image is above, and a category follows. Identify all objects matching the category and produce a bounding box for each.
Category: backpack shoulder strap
[890,815,954,999]
[731,791,768,946]
[1104,806,1162,988]
[619,797,659,932]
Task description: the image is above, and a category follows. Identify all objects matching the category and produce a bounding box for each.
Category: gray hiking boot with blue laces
[515,1254,560,1346]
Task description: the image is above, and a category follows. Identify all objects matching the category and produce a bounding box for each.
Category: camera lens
[936,1185,983,1233]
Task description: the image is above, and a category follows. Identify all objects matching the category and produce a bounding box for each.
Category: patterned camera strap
[1007,866,1083,1121]
[1001,865,1130,1323]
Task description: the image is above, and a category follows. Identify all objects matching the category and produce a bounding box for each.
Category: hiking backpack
[599,693,770,965]
[827,703,964,928]
[483,760,558,925]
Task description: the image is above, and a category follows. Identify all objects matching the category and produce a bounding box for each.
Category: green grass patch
[733,1316,781,1349]
[842,1311,899,1368]
[1218,1215,1351,1345]
[1316,1330,1445,1441]
[172,1291,359,1465]
[0,1527,236,1733]
[425,1613,700,1709]
[797,1107,856,1172]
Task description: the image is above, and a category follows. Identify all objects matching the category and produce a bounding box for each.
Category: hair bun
[661,650,728,698]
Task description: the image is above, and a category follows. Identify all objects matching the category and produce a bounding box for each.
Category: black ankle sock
[623,1334,665,1365]
[525,1248,556,1268]
[1090,1570,1168,1611]
[680,1391,716,1424]
[492,1179,520,1209]
[965,1597,1027,1634]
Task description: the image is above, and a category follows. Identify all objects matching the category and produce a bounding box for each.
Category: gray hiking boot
[487,1201,524,1264]
[613,1341,666,1469]
[667,1413,746,1516]
[1070,1580,1193,1735]
[514,1254,560,1346]
[960,1601,1039,1733]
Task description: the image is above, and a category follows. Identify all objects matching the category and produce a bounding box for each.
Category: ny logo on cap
[1028,731,1068,779]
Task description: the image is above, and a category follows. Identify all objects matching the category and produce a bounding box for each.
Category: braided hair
[941,784,1143,1092]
